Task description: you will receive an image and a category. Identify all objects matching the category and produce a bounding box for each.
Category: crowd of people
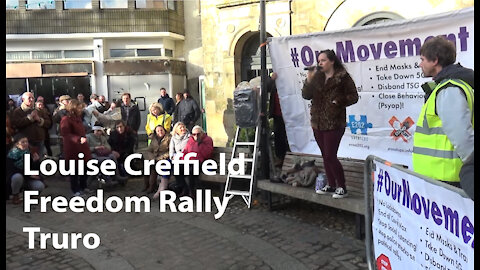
[5,36,473,205]
[6,88,211,204]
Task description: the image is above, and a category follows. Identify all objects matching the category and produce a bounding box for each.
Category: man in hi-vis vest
[413,36,474,188]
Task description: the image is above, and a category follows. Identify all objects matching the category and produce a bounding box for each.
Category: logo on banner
[389,116,415,142]
[347,115,373,135]
[376,254,392,270]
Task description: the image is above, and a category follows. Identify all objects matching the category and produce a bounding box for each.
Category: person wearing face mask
[301,49,359,199]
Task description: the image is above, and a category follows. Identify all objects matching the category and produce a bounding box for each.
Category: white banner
[372,160,474,270]
[268,8,474,168]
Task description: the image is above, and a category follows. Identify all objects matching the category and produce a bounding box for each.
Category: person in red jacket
[176,125,213,198]
[60,99,93,196]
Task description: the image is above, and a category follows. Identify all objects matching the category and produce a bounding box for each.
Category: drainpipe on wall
[289,0,292,35]
[168,73,174,97]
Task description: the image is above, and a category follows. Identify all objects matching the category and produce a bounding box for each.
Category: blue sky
[6,0,20,9]
[65,0,92,9]
[6,0,101,9]
[6,0,166,9]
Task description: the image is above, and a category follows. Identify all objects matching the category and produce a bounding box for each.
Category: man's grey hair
[22,91,33,100]
[192,125,204,133]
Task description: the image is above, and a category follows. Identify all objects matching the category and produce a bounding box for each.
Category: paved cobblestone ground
[6,231,94,270]
[6,175,368,270]
[6,144,368,269]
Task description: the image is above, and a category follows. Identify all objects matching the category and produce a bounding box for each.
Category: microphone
[304,66,321,71]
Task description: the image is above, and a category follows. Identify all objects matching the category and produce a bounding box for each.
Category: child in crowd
[6,133,45,204]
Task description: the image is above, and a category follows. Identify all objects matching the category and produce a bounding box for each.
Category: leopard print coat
[301,69,359,130]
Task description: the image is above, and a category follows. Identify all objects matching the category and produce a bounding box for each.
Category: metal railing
[363,155,472,270]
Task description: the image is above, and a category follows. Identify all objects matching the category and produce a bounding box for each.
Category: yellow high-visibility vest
[412,79,474,182]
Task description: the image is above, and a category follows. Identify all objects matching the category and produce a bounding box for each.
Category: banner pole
[364,155,376,270]
[259,0,270,179]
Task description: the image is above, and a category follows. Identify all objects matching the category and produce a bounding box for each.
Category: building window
[164,49,173,57]
[353,12,403,27]
[32,51,62,59]
[136,0,163,8]
[6,0,19,10]
[6,51,30,60]
[110,48,166,58]
[166,0,175,10]
[26,0,55,10]
[64,50,94,59]
[110,49,136,58]
[42,63,93,74]
[101,0,128,9]
[64,0,92,9]
[7,50,93,60]
[135,0,175,9]
[137,49,162,57]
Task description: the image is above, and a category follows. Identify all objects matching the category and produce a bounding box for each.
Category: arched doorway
[240,32,273,82]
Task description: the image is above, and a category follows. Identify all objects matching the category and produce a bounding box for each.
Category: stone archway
[322,0,464,31]
[233,31,273,87]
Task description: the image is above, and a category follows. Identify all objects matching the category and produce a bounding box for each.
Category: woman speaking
[301,49,359,199]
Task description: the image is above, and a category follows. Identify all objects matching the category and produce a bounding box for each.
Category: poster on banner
[268,8,474,168]
[372,160,474,270]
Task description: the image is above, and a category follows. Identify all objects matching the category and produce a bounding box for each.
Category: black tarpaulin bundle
[233,82,259,128]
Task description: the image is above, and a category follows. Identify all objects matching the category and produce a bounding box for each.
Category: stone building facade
[195,0,473,146]
[6,0,186,135]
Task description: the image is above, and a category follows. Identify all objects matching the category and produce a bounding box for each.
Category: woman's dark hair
[319,49,346,72]
[153,125,166,139]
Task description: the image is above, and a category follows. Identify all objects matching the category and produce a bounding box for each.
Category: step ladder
[223,125,260,208]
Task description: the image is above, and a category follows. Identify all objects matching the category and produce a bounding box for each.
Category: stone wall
[199,0,473,146]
